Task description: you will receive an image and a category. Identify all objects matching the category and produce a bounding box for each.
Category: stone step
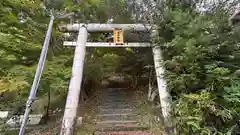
[106,88,128,91]
[95,131,152,135]
[103,93,129,95]
[101,102,138,107]
[97,120,137,125]
[103,100,137,103]
[98,106,134,110]
[97,113,139,121]
[101,98,130,100]
[100,95,131,98]
[104,94,130,97]
[104,91,128,94]
[103,96,130,98]
[104,92,130,94]
[104,100,138,103]
[98,109,136,115]
[101,97,132,100]
[98,102,134,106]
[105,89,129,92]
[99,101,133,104]
[96,123,148,132]
[105,93,129,95]
[103,97,131,100]
[96,88,148,133]
[99,103,134,108]
[104,91,130,94]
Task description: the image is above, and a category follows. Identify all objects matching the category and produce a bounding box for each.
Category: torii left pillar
[60,26,88,135]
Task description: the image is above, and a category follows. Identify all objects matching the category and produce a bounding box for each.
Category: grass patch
[76,95,99,135]
[134,89,164,135]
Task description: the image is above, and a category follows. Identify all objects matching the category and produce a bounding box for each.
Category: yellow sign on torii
[113,28,124,44]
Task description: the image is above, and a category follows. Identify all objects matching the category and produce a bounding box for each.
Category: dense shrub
[155,3,240,134]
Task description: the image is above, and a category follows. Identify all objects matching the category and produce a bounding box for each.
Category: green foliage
[224,81,240,105]
[173,91,214,134]
[0,0,49,110]
[0,0,134,113]
[154,1,240,134]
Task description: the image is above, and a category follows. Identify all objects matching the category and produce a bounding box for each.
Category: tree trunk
[40,87,50,124]
[148,68,153,100]
[148,79,152,101]
[149,89,158,102]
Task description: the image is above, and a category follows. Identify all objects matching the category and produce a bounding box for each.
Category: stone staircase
[95,88,151,135]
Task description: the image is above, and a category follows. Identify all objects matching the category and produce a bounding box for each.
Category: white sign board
[6,114,43,127]
[0,111,9,119]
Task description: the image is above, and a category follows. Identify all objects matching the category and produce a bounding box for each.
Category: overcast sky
[196,0,240,12]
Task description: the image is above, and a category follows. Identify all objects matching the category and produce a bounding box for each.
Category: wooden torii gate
[59,23,172,135]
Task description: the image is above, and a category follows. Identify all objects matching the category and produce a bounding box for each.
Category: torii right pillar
[151,28,176,134]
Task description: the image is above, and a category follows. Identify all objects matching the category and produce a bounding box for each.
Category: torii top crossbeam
[59,23,152,32]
